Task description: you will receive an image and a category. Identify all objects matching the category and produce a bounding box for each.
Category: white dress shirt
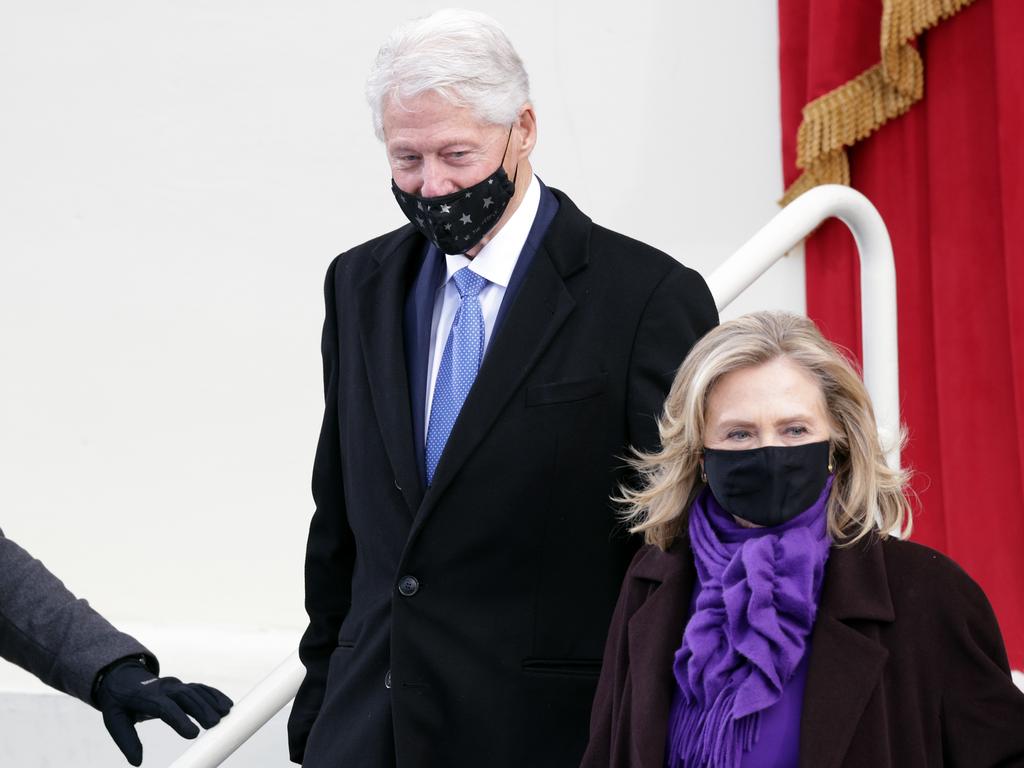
[424,174,541,436]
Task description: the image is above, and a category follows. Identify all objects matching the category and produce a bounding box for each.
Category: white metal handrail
[706,184,900,469]
[170,183,898,766]
[167,652,304,768]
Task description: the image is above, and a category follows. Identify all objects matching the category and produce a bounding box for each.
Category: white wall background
[0,1,796,764]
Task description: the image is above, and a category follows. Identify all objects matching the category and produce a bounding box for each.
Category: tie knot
[452,267,487,299]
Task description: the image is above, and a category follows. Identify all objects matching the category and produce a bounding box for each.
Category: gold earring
[700,465,707,483]
[828,456,834,473]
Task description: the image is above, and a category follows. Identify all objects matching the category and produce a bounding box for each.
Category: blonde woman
[581,311,1024,768]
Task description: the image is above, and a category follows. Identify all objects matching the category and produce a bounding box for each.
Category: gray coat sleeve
[0,528,157,705]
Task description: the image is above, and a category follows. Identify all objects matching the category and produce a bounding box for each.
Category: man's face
[383,90,512,198]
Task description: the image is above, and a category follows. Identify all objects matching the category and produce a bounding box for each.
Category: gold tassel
[882,0,976,50]
[781,0,976,205]
[780,150,849,207]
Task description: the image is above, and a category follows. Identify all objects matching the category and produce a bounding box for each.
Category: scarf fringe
[668,690,761,768]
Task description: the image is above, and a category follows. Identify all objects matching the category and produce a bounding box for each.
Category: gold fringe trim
[781,0,976,206]
[782,150,850,205]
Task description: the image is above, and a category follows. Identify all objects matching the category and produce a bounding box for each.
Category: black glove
[95,659,233,766]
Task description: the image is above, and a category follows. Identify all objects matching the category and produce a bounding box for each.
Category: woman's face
[704,356,831,451]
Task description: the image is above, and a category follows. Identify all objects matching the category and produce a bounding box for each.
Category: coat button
[385,670,392,689]
[398,575,420,596]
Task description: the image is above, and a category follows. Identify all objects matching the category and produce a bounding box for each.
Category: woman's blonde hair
[622,311,911,549]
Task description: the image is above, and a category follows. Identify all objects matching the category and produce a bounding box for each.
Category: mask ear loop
[501,123,520,185]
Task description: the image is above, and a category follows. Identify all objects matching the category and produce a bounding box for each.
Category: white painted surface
[0,694,293,768]
[0,1,792,762]
[0,0,790,635]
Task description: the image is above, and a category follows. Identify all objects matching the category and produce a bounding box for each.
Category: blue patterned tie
[425,268,488,484]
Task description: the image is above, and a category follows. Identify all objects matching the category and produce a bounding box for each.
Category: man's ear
[515,104,537,158]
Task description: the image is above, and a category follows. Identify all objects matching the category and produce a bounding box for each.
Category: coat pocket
[521,657,604,678]
[525,374,608,407]
[337,625,359,649]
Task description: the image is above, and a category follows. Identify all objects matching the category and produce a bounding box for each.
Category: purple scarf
[667,476,833,768]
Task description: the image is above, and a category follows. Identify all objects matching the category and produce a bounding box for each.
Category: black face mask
[391,128,517,255]
[702,441,831,527]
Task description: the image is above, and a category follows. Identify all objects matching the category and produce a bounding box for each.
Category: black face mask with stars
[391,127,517,255]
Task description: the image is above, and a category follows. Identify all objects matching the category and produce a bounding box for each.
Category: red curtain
[780,0,1024,668]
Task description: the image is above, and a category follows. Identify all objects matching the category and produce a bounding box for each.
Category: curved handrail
[170,183,899,766]
[706,184,900,469]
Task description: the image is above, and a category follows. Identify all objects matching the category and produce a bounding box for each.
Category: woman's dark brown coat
[581,534,1024,768]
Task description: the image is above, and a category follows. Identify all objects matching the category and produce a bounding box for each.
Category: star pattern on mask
[392,173,510,254]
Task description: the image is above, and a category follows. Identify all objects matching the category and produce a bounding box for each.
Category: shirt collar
[442,174,540,288]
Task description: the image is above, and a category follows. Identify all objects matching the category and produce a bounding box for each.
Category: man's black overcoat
[288,186,718,767]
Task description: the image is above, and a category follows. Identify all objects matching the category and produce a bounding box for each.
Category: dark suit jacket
[287,185,719,768]
[581,534,1024,768]
[0,528,155,704]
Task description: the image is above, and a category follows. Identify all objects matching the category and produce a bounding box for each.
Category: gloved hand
[95,659,233,766]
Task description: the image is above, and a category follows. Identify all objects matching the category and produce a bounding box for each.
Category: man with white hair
[288,9,718,767]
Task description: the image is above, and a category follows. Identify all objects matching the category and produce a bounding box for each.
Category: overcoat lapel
[412,192,591,527]
[799,540,895,768]
[417,246,575,512]
[356,229,426,515]
[626,542,696,768]
[617,535,896,768]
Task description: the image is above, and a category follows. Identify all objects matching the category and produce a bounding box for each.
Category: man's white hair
[366,8,531,140]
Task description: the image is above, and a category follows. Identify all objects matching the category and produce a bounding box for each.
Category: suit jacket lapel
[626,542,696,768]
[404,243,445,487]
[799,539,895,768]
[415,188,590,517]
[356,228,426,515]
